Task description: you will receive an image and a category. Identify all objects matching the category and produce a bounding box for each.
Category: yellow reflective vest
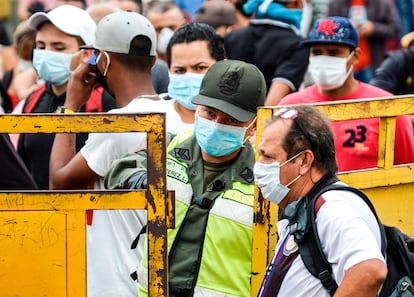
[138,131,255,297]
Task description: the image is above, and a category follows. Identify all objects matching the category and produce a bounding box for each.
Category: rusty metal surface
[0,113,171,297]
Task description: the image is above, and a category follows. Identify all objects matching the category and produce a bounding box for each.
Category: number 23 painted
[343,125,367,147]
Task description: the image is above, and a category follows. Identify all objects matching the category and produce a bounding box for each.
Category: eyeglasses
[273,107,314,150]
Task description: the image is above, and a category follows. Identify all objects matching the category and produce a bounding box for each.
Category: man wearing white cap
[49,10,160,297]
[15,5,116,190]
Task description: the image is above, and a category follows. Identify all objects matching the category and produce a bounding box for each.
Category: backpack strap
[298,194,338,296]
[23,84,104,113]
[299,184,386,296]
[0,70,14,112]
[85,87,103,112]
[23,83,46,113]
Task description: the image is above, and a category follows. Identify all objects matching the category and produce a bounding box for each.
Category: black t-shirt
[17,83,116,189]
[224,20,310,92]
[0,21,10,46]
[0,134,37,189]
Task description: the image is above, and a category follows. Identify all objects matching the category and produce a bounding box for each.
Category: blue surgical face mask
[194,114,251,157]
[168,73,205,110]
[32,49,72,86]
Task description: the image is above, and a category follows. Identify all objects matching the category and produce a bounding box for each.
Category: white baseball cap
[28,5,96,45]
[85,11,157,56]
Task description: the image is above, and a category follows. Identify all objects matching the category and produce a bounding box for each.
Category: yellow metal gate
[0,112,172,297]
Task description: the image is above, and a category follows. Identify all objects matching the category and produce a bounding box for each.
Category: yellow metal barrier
[0,113,172,297]
[252,95,414,296]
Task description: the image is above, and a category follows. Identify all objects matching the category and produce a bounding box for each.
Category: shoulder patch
[240,167,254,183]
[173,147,190,160]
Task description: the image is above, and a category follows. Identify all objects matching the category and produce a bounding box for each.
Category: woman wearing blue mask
[162,22,226,128]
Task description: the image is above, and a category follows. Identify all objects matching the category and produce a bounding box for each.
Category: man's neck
[201,147,242,164]
[174,101,195,124]
[116,89,157,108]
[51,83,67,97]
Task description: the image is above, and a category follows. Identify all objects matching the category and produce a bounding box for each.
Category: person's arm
[264,81,292,106]
[333,259,387,297]
[317,195,387,297]
[363,2,401,39]
[49,57,99,189]
[104,150,149,189]
[265,41,310,106]
[369,50,406,93]
[17,0,30,20]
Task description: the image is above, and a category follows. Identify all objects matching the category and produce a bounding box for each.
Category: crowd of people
[0,0,413,296]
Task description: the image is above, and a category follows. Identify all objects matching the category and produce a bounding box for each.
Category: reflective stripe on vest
[138,153,254,296]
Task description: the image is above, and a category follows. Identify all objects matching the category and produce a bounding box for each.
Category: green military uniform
[105,130,256,297]
[105,59,267,297]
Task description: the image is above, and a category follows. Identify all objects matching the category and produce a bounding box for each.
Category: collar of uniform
[169,135,256,184]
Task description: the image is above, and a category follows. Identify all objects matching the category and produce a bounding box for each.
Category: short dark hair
[113,35,154,71]
[166,22,226,67]
[275,105,338,174]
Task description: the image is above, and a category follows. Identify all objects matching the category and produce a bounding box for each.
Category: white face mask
[157,27,174,55]
[308,51,354,90]
[253,151,304,205]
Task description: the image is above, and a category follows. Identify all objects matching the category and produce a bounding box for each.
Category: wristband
[56,106,75,114]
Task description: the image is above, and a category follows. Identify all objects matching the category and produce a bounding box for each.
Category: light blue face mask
[33,49,72,86]
[168,73,205,110]
[194,115,248,157]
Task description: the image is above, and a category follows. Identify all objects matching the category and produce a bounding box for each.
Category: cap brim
[28,12,50,30]
[80,44,98,50]
[192,94,255,122]
[302,39,356,49]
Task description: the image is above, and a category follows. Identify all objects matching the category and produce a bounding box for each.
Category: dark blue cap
[303,16,359,49]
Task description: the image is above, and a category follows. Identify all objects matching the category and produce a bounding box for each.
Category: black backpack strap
[298,184,386,296]
[298,191,337,296]
[0,70,13,113]
[319,185,386,254]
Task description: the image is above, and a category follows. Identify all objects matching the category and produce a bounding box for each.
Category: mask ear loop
[102,51,111,76]
[342,50,355,84]
[280,150,305,188]
[242,116,257,145]
[96,51,111,76]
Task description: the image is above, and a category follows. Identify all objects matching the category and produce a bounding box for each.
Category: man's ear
[81,49,94,63]
[248,120,257,137]
[351,47,361,66]
[299,149,314,175]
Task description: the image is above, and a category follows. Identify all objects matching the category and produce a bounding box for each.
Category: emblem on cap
[218,71,240,95]
[316,19,339,36]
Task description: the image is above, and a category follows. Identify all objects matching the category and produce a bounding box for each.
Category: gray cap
[194,1,238,29]
[84,11,157,56]
[192,60,266,122]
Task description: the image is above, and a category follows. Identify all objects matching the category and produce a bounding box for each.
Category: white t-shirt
[81,96,193,297]
[274,183,385,297]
